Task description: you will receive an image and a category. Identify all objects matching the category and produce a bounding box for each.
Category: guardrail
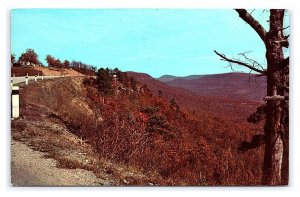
[11,75,64,86]
[11,74,65,119]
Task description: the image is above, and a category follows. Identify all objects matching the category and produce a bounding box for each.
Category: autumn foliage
[60,68,265,185]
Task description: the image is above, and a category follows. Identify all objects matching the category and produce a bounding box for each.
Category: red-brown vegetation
[15,70,266,185]
[59,70,265,185]
[11,67,43,77]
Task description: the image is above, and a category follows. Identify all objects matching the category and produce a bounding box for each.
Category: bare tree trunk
[263,99,284,185]
[215,9,289,185]
[262,9,286,185]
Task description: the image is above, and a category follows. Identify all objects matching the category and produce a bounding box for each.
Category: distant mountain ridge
[127,71,263,123]
[161,72,267,101]
[157,74,206,82]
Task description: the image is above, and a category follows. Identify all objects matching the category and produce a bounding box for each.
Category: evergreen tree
[96,68,113,95]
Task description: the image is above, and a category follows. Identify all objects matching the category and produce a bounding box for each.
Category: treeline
[46,55,96,76]
[11,48,96,75]
[70,60,96,76]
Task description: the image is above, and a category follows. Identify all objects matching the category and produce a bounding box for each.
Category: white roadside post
[25,76,28,85]
[42,75,44,80]
[34,75,37,82]
[11,86,20,118]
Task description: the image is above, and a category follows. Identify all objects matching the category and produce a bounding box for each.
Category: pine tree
[96,68,113,95]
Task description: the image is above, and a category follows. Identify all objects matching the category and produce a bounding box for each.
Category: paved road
[11,76,63,85]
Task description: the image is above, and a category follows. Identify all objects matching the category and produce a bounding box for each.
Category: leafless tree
[214,9,289,185]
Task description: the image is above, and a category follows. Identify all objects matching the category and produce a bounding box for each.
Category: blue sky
[11,9,289,78]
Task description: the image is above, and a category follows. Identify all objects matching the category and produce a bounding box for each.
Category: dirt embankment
[11,77,156,186]
[34,66,84,76]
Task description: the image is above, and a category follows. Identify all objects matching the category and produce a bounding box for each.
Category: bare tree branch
[280,39,289,48]
[214,50,265,74]
[283,57,289,66]
[238,52,265,70]
[235,9,267,41]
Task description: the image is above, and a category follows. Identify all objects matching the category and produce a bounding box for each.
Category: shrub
[11,67,43,77]
[146,114,170,134]
[141,106,159,115]
[83,77,95,86]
